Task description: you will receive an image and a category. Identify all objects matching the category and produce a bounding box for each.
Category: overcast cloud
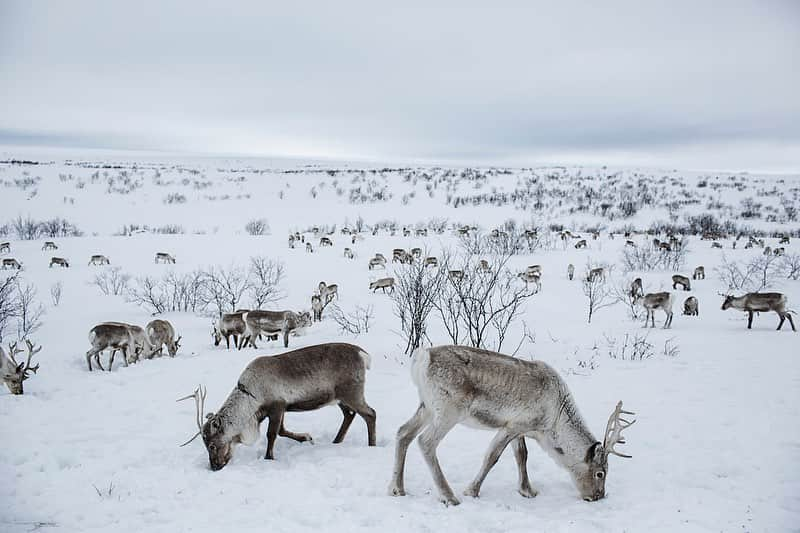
[1,1,798,170]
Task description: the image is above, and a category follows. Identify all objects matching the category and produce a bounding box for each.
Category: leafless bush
[609,278,642,320]
[50,282,63,307]
[604,332,654,361]
[127,276,168,314]
[162,270,207,313]
[329,303,374,335]
[247,257,285,308]
[14,280,45,340]
[391,255,447,354]
[780,253,800,281]
[245,218,270,236]
[164,192,187,204]
[202,265,250,316]
[39,217,83,238]
[92,267,131,296]
[0,275,19,342]
[620,242,687,272]
[715,254,782,292]
[582,262,614,323]
[12,215,41,240]
[661,337,680,358]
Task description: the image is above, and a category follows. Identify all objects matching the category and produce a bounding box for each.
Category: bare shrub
[245,218,270,236]
[202,265,250,316]
[247,257,285,308]
[0,275,19,342]
[164,193,187,204]
[780,253,800,281]
[50,282,63,307]
[582,262,614,323]
[92,267,131,296]
[14,280,45,340]
[715,254,782,292]
[127,276,168,314]
[329,303,374,335]
[610,278,642,320]
[12,215,41,240]
[621,242,687,272]
[391,255,447,354]
[604,332,654,361]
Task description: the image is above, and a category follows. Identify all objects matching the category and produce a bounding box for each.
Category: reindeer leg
[279,420,313,443]
[333,403,356,443]
[389,403,429,497]
[417,409,461,506]
[108,349,116,371]
[348,398,376,446]
[283,330,289,348]
[777,311,786,331]
[264,405,285,460]
[512,437,537,498]
[747,310,754,329]
[464,428,516,498]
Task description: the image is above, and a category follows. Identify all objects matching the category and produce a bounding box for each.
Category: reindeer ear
[585,441,604,463]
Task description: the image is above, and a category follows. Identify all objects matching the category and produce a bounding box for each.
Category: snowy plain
[0,150,798,532]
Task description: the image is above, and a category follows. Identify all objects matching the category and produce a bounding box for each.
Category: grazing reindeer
[320,237,333,247]
[370,277,395,294]
[659,242,672,252]
[671,275,691,291]
[415,228,428,237]
[0,242,10,254]
[587,267,605,282]
[319,282,339,302]
[183,343,376,469]
[241,310,311,349]
[574,239,588,249]
[104,323,159,367]
[368,257,386,270]
[779,236,790,245]
[146,319,181,357]
[424,257,438,268]
[410,248,422,259]
[478,259,491,273]
[711,242,723,249]
[213,312,247,349]
[448,270,465,281]
[634,293,674,328]
[763,246,772,256]
[311,294,325,321]
[692,266,705,280]
[88,254,110,266]
[49,257,70,268]
[2,258,22,270]
[85,323,136,371]
[0,340,41,395]
[567,263,575,280]
[155,252,176,264]
[721,293,796,331]
[774,247,785,256]
[518,271,541,293]
[288,235,296,248]
[392,248,408,263]
[389,346,635,505]
[343,247,355,259]
[625,240,636,247]
[306,242,313,253]
[526,265,542,276]
[652,238,661,250]
[630,278,644,298]
[683,296,699,316]
[42,241,58,251]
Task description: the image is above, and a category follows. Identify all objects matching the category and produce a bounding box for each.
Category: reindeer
[319,282,339,302]
[630,278,643,298]
[155,252,176,264]
[518,271,541,293]
[779,236,790,245]
[42,241,58,251]
[567,263,575,280]
[104,322,159,367]
[403,228,411,237]
[652,238,661,250]
[369,277,395,294]
[0,340,41,395]
[182,343,376,469]
[2,258,22,270]
[306,242,314,253]
[448,270,465,281]
[711,242,723,249]
[0,242,9,254]
[320,237,333,247]
[659,242,672,252]
[213,312,247,349]
[683,296,699,316]
[721,293,796,331]
[343,247,355,259]
[410,248,422,259]
[671,274,691,291]
[147,319,181,357]
[389,345,635,505]
[86,323,137,371]
[88,254,110,266]
[49,257,69,268]
[311,295,325,321]
[634,292,674,328]
[763,246,772,256]
[692,266,705,280]
[774,247,785,256]
[288,235,296,248]
[478,259,491,273]
[351,234,357,245]
[587,267,605,282]
[424,257,438,268]
[241,310,311,349]
[526,265,542,277]
[368,257,386,270]
[392,248,409,263]
[625,240,636,247]
[574,239,588,249]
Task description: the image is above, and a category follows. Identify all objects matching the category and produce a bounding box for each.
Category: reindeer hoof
[389,485,406,497]
[302,433,314,443]
[518,485,538,498]
[441,494,461,506]
[463,486,480,498]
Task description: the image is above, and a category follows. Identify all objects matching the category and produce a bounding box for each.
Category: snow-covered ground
[1,152,798,532]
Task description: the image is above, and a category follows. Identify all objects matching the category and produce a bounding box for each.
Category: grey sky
[1,1,799,170]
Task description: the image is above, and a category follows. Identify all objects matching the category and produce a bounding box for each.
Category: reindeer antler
[603,401,636,458]
[6,342,24,368]
[177,384,207,447]
[21,340,41,379]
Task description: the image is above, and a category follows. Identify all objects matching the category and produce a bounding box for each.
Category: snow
[0,152,798,532]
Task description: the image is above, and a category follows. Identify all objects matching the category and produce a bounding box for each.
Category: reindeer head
[575,401,635,502]
[168,336,182,357]
[212,322,222,346]
[297,311,312,328]
[720,294,735,310]
[0,340,41,395]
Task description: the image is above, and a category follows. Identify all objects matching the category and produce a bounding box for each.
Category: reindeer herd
[0,224,796,509]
